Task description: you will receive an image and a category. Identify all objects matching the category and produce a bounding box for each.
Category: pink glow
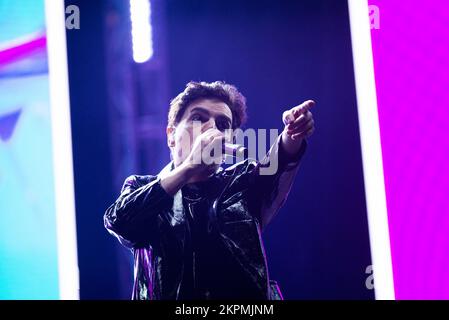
[0,34,47,67]
[369,0,449,299]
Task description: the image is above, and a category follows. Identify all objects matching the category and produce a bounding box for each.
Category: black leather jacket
[104,136,306,300]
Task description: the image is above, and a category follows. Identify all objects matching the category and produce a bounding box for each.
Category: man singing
[104,81,315,300]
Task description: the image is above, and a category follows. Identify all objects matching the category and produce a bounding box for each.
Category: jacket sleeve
[247,135,307,230]
[104,175,174,248]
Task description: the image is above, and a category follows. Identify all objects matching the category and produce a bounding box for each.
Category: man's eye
[191,114,204,122]
[217,121,231,132]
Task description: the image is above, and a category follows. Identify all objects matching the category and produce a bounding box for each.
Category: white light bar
[45,0,80,300]
[130,0,154,63]
[347,0,395,300]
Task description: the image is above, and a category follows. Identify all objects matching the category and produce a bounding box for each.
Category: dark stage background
[66,0,373,299]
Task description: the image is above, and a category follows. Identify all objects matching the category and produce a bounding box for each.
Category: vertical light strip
[347,0,394,300]
[130,0,153,63]
[45,0,80,300]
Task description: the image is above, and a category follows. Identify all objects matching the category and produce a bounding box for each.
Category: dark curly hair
[168,81,248,129]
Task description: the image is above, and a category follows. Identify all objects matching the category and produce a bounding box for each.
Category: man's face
[167,98,233,167]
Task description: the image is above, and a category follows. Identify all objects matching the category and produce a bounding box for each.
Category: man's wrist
[177,161,195,182]
[281,130,304,156]
[160,161,195,196]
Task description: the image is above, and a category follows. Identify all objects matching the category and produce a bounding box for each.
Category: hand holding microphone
[183,128,226,179]
[223,142,248,158]
[183,128,248,180]
[161,129,247,193]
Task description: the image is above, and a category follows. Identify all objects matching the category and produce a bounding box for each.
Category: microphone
[223,143,248,158]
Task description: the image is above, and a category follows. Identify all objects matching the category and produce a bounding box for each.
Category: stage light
[348,0,394,300]
[45,0,79,300]
[130,0,153,63]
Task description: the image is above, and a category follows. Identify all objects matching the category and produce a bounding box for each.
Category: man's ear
[166,126,175,147]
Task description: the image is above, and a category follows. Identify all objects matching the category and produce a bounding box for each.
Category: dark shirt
[104,137,307,300]
[179,179,261,300]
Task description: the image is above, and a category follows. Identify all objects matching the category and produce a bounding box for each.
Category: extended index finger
[293,100,315,118]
